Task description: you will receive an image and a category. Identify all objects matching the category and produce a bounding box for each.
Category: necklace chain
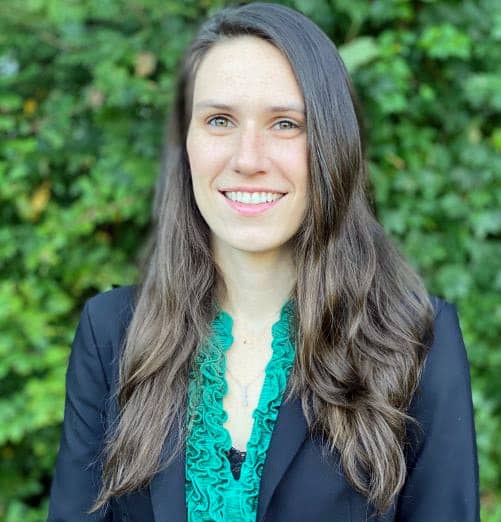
[221,304,284,407]
[225,365,265,407]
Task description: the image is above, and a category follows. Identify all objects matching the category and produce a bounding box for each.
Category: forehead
[192,35,304,108]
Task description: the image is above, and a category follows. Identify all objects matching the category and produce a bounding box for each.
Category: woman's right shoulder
[82,284,138,347]
[85,283,137,314]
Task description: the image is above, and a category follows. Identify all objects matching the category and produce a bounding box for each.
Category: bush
[0,0,499,519]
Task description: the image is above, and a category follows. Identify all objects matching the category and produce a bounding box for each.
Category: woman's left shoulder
[398,294,480,519]
[426,293,470,375]
[413,292,473,411]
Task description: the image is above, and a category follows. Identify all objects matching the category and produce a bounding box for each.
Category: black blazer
[47,285,480,521]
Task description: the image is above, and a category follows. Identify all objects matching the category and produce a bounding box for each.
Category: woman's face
[186,35,308,255]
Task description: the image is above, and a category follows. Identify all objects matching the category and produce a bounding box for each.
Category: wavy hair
[89,2,435,516]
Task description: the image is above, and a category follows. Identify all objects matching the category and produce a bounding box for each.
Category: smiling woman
[187,35,308,246]
[47,2,479,522]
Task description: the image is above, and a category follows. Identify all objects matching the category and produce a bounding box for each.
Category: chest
[222,333,272,452]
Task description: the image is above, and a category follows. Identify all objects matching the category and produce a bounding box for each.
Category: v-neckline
[215,298,294,486]
[185,294,296,514]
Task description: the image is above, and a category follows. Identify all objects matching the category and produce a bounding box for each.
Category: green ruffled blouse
[185,298,296,521]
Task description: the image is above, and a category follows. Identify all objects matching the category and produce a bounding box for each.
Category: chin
[212,228,288,254]
[231,240,285,255]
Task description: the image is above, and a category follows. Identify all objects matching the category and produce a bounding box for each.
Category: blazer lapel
[148,390,308,522]
[256,392,308,522]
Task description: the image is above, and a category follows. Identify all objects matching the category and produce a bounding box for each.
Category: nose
[230,124,269,175]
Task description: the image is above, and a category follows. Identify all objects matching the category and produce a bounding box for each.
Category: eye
[207,115,233,128]
[273,120,299,130]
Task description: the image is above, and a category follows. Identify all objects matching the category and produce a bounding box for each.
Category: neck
[213,239,296,328]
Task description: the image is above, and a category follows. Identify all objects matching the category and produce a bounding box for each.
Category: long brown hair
[89,2,435,516]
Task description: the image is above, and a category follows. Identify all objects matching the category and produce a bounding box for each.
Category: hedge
[0,0,499,520]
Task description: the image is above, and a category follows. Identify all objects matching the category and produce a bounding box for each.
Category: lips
[219,190,286,216]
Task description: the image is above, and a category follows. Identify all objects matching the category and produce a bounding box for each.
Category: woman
[47,3,480,521]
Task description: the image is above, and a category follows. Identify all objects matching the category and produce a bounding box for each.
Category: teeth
[225,191,284,204]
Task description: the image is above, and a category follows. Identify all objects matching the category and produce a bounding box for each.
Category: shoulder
[408,292,473,441]
[423,293,470,394]
[73,284,138,393]
[85,283,137,316]
[397,293,479,516]
[83,283,138,347]
[429,292,446,319]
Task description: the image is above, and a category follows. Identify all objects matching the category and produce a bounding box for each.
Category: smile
[219,191,286,216]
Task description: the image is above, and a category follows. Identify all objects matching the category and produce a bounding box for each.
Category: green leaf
[339,36,380,72]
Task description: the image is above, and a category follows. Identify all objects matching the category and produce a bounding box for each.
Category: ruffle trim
[185,298,296,520]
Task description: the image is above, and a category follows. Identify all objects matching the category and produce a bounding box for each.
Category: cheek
[277,145,308,187]
[187,131,227,176]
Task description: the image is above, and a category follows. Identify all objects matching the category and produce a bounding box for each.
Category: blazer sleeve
[396,301,480,521]
[47,301,113,521]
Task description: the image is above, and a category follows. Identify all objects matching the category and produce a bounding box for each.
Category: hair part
[88,2,435,517]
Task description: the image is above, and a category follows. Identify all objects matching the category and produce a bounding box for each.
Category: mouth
[218,190,287,216]
[218,190,287,201]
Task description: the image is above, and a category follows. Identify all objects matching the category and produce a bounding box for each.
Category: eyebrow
[194,100,305,115]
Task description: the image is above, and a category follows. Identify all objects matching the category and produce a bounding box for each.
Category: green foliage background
[0,0,499,520]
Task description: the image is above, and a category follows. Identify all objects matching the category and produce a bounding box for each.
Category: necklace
[224,325,272,407]
[230,311,278,351]
[219,302,287,407]
[225,366,265,407]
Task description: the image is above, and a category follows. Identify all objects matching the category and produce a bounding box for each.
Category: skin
[186,35,308,332]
